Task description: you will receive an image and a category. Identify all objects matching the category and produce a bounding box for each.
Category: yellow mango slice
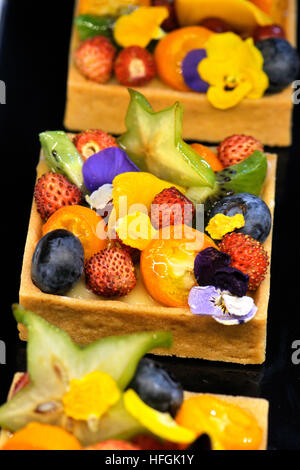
[78,0,150,16]
[112,172,185,220]
[175,0,273,33]
[124,389,196,444]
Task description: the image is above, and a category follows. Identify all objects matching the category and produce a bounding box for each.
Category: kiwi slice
[0,305,172,445]
[39,131,84,190]
[185,150,268,205]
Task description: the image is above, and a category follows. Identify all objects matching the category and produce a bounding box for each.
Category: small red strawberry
[34,173,82,221]
[113,233,141,264]
[75,35,116,83]
[219,233,269,290]
[217,135,264,167]
[114,46,156,87]
[73,129,118,161]
[150,187,195,230]
[85,247,136,297]
[85,440,141,450]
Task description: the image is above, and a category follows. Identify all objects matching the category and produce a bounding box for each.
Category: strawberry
[150,187,195,230]
[85,440,141,450]
[34,173,82,221]
[73,129,118,161]
[219,233,269,290]
[75,35,116,83]
[217,135,264,167]
[85,247,136,297]
[114,46,156,87]
[113,234,141,264]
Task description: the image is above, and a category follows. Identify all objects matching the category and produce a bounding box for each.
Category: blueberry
[256,38,300,93]
[209,193,271,243]
[31,229,84,295]
[128,358,183,417]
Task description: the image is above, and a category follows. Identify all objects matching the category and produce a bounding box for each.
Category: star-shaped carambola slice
[118,89,215,189]
[0,305,176,446]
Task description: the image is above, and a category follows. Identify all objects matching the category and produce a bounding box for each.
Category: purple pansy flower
[181,49,209,93]
[188,286,257,325]
[194,247,249,297]
[82,147,140,192]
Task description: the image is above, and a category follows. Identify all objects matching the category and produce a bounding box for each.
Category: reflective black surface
[0,0,300,451]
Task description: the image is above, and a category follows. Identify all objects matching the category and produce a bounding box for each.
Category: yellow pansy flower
[205,213,245,240]
[62,371,121,422]
[114,6,169,48]
[198,33,269,109]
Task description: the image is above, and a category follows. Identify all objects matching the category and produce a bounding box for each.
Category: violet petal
[213,304,257,326]
[188,286,222,316]
[194,247,230,286]
[212,266,249,297]
[182,49,209,93]
[82,147,140,192]
[189,286,257,325]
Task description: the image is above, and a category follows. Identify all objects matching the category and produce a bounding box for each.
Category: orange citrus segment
[190,143,224,172]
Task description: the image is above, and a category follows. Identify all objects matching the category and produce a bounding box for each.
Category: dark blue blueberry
[31,229,84,295]
[256,38,300,93]
[128,358,183,417]
[209,193,271,243]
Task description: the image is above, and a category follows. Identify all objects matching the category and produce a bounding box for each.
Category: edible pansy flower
[62,371,121,423]
[86,184,113,211]
[116,211,157,250]
[198,33,269,109]
[114,6,169,48]
[82,147,140,192]
[188,286,257,325]
[86,184,114,222]
[194,247,248,297]
[205,213,245,240]
[181,49,209,93]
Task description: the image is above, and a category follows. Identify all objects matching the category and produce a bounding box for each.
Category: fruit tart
[0,306,269,450]
[64,0,298,145]
[20,90,276,364]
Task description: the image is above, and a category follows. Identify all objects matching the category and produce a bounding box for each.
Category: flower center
[223,75,243,91]
[62,371,121,421]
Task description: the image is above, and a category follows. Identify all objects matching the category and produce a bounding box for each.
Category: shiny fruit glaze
[141,225,217,307]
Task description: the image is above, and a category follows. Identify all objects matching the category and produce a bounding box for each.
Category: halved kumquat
[154,26,213,91]
[42,205,107,260]
[140,225,217,307]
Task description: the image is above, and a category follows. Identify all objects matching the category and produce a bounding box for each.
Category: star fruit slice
[118,89,215,190]
[0,305,172,446]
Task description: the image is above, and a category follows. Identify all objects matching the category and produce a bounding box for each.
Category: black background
[0,0,300,451]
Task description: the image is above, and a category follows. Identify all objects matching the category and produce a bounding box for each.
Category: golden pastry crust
[0,374,269,450]
[18,149,276,364]
[64,0,296,146]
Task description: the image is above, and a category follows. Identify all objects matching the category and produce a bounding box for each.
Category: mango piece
[175,0,273,33]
